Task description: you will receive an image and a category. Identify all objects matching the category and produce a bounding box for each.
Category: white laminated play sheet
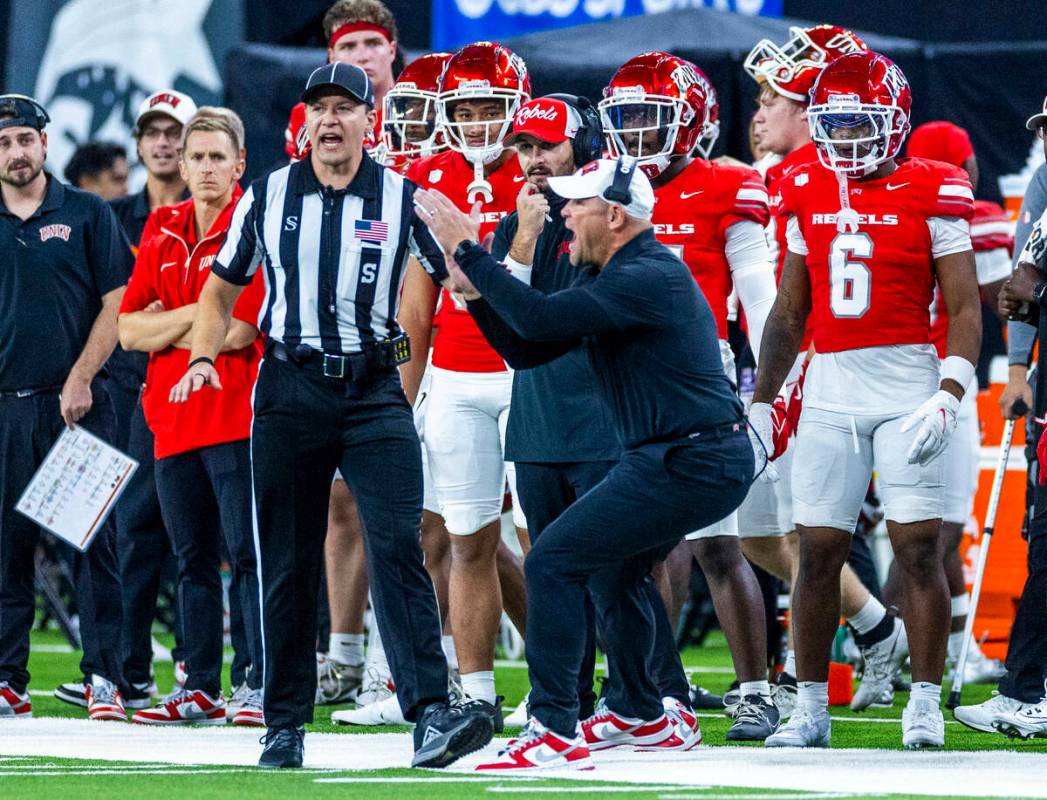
[16,425,138,551]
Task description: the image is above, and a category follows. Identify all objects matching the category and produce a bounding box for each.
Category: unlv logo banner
[5,0,243,185]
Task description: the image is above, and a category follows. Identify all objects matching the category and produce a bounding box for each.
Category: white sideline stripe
[4,719,1047,797]
[315,777,538,784]
[659,794,848,800]
[33,645,74,653]
[0,769,335,777]
[692,712,960,726]
[495,659,734,675]
[488,787,692,793]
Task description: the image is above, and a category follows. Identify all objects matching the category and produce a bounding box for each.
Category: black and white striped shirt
[212,153,447,354]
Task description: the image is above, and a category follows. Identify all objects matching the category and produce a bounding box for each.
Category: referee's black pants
[0,381,125,694]
[251,357,448,728]
[155,439,262,697]
[515,460,691,715]
[525,432,753,738]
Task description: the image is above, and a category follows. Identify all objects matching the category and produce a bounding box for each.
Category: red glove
[768,358,809,460]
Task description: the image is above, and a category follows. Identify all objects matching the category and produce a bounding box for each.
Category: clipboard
[15,425,138,551]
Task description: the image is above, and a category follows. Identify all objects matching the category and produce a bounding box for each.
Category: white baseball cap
[1027,95,1047,132]
[547,156,655,220]
[135,90,198,130]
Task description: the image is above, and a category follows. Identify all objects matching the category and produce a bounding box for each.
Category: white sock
[442,635,459,672]
[846,596,887,635]
[461,670,496,704]
[910,681,941,705]
[366,625,389,672]
[947,630,964,653]
[951,593,970,619]
[783,650,797,677]
[797,681,829,712]
[740,680,772,701]
[329,633,365,667]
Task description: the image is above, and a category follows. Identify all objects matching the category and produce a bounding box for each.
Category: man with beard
[0,94,133,720]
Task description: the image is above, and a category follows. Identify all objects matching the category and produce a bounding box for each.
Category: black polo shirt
[0,175,133,391]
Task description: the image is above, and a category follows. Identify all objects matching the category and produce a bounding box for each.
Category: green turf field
[3,628,1046,799]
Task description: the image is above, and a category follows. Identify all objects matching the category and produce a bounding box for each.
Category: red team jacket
[780,157,975,355]
[651,158,770,339]
[407,150,524,373]
[119,187,266,459]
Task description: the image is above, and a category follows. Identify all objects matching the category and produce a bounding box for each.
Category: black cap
[302,63,374,108]
[0,94,49,132]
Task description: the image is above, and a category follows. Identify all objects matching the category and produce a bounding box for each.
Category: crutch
[946,399,1027,709]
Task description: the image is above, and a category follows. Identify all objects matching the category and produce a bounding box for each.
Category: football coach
[169,63,493,769]
[415,156,755,770]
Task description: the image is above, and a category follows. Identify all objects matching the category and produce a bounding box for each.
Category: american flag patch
[355,220,388,243]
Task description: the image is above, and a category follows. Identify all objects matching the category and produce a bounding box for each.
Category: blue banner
[433,0,783,50]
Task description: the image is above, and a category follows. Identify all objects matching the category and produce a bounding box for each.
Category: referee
[170,63,493,769]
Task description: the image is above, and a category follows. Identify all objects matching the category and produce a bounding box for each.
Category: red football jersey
[781,157,975,354]
[406,150,523,372]
[765,142,819,280]
[929,199,1014,357]
[652,159,769,339]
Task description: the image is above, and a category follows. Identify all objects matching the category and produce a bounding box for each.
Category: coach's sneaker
[505,692,529,726]
[0,682,31,718]
[947,637,1007,685]
[992,699,1047,739]
[655,697,703,750]
[851,618,905,711]
[315,653,362,706]
[54,679,88,708]
[332,692,406,725]
[258,725,304,769]
[86,676,126,722]
[772,673,798,720]
[131,688,226,725]
[355,665,395,708]
[122,680,159,710]
[227,682,250,719]
[232,688,265,727]
[764,707,830,748]
[581,706,675,751]
[411,700,494,768]
[476,719,594,772]
[689,684,725,711]
[727,695,780,741]
[460,696,505,734]
[722,681,742,718]
[902,699,945,749]
[953,692,1033,733]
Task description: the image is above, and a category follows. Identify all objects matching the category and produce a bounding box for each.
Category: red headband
[329,21,393,50]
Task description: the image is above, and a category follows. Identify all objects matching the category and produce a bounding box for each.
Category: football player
[751,52,981,749]
[380,52,452,173]
[903,121,1012,684]
[600,52,780,740]
[745,25,910,716]
[397,41,531,725]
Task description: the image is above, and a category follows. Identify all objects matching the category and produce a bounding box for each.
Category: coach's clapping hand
[169,359,222,404]
[414,188,480,254]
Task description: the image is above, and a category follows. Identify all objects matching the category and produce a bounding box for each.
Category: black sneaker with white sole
[726,695,780,741]
[411,701,494,768]
[460,695,505,734]
[54,680,87,708]
[689,684,725,711]
[258,726,305,769]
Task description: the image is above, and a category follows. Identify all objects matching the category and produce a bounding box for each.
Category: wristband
[189,356,215,370]
[940,355,975,394]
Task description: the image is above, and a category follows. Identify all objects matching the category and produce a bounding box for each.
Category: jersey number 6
[829,232,872,319]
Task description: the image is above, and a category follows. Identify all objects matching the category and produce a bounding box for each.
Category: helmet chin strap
[835,170,860,234]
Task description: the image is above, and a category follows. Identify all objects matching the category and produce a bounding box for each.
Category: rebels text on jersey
[781,157,975,355]
[406,150,524,372]
[652,159,769,338]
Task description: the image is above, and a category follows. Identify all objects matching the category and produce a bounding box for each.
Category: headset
[545,93,603,168]
[0,94,50,131]
[602,155,636,206]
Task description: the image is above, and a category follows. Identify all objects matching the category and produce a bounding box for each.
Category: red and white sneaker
[581,706,675,751]
[475,719,594,772]
[86,676,126,722]
[0,681,31,718]
[232,688,265,727]
[131,689,226,725]
[641,697,702,751]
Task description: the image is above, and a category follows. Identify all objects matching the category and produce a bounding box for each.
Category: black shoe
[689,684,724,711]
[258,726,305,769]
[54,679,87,708]
[726,695,780,742]
[411,701,494,768]
[460,695,505,734]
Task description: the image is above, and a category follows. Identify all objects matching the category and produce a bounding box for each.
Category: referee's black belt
[684,420,745,441]
[266,336,410,380]
[0,384,61,398]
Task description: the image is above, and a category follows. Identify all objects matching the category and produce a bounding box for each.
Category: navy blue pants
[526,433,753,737]
[154,439,262,696]
[251,358,447,728]
[114,397,185,685]
[516,460,691,714]
[0,382,125,693]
